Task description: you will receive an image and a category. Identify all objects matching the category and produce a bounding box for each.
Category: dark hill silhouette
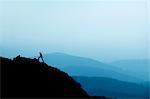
[1,56,88,98]
[0,56,110,98]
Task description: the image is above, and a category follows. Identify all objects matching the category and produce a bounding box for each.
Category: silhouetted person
[38,52,44,63]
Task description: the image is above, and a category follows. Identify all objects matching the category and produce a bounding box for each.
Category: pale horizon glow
[0,0,149,62]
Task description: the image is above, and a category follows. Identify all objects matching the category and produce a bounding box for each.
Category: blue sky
[0,0,149,62]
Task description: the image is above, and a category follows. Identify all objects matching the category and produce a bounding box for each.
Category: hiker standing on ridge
[38,52,44,63]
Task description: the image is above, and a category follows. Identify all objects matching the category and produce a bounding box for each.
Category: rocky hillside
[1,56,90,98]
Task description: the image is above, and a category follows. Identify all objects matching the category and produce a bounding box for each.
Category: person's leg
[41,57,44,63]
[38,56,40,61]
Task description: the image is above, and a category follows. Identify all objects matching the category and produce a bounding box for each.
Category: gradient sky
[0,0,149,62]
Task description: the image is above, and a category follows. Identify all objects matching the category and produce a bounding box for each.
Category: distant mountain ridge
[110,59,150,81]
[43,52,144,82]
[73,76,150,98]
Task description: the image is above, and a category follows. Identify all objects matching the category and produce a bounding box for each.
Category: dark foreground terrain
[0,56,110,98]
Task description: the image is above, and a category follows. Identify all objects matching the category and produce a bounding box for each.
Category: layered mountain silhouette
[42,52,143,82]
[1,56,110,98]
[110,59,150,81]
[73,76,150,98]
